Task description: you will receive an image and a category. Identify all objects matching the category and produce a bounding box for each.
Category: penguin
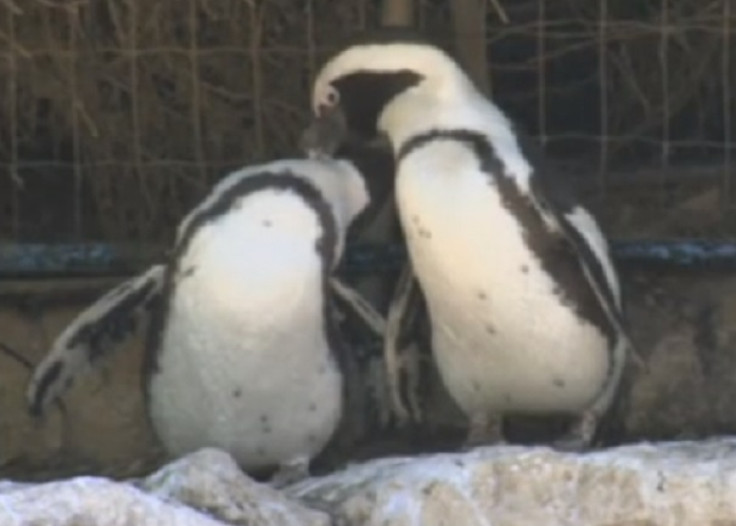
[27,156,388,483]
[301,31,633,450]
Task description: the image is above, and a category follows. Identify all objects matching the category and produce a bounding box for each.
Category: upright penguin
[302,33,632,449]
[27,156,382,481]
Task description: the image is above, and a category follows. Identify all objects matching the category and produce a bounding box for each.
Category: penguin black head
[301,30,471,158]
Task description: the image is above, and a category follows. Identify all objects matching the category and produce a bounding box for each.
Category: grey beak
[300,104,348,159]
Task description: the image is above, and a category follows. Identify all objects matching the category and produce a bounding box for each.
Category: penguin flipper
[382,263,425,424]
[328,276,386,336]
[529,180,644,369]
[26,264,165,416]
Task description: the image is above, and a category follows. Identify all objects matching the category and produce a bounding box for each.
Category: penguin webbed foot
[268,457,311,488]
[551,411,597,452]
[462,413,506,451]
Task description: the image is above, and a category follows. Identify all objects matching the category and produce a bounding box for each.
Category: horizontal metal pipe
[1,240,736,279]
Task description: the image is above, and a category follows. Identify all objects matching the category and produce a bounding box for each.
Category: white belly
[397,147,610,416]
[148,194,342,470]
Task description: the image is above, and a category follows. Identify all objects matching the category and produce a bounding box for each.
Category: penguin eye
[324,86,340,107]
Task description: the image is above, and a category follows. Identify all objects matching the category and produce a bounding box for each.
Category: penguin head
[301,30,474,157]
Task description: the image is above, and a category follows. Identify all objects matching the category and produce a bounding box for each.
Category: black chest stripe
[531,179,624,329]
[174,172,339,269]
[143,171,342,392]
[397,128,617,344]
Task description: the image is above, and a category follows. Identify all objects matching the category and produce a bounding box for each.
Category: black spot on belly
[418,228,432,239]
[520,264,529,274]
[262,422,272,434]
[256,446,266,456]
[308,402,317,412]
[307,433,318,444]
[477,291,487,300]
[260,414,269,424]
[485,323,496,334]
[553,377,566,388]
[232,388,242,398]
[472,381,481,392]
[262,219,272,227]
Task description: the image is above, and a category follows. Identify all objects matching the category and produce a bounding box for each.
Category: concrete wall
[4,268,736,481]
[0,278,161,481]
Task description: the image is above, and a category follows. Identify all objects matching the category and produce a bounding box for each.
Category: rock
[0,476,227,526]
[5,441,736,525]
[287,439,736,526]
[0,448,329,526]
[141,448,330,526]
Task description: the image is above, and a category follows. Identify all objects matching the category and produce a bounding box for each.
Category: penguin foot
[462,413,505,450]
[268,457,311,488]
[552,411,597,452]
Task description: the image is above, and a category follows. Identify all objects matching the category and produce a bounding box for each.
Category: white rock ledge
[0,448,328,526]
[3,441,736,525]
[287,439,736,526]
[0,476,227,526]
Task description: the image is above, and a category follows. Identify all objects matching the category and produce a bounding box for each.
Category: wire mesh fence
[0,0,734,244]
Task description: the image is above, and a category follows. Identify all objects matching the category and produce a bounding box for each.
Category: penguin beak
[300,104,348,159]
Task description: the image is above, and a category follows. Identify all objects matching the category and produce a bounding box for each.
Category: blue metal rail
[2,240,736,278]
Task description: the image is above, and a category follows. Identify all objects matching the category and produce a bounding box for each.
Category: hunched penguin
[27,156,386,483]
[301,32,633,449]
